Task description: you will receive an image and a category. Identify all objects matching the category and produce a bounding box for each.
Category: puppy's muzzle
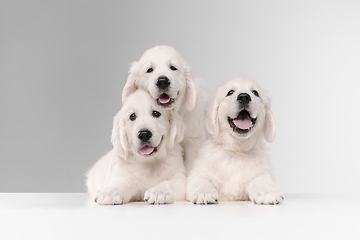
[237,93,251,106]
[156,76,170,90]
[138,129,152,142]
[156,76,174,107]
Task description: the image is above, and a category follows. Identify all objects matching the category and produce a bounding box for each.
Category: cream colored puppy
[86,90,185,205]
[186,78,284,205]
[122,46,209,171]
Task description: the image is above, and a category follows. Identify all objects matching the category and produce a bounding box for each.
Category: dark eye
[152,111,161,118]
[146,68,153,73]
[170,65,177,71]
[252,90,259,97]
[226,90,234,97]
[129,113,136,121]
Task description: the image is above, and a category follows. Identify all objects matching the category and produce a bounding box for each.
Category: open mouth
[228,109,257,134]
[138,137,163,156]
[157,93,175,107]
[139,145,157,155]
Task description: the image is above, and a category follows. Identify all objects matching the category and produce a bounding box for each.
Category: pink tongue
[159,94,171,104]
[139,146,155,155]
[233,114,252,130]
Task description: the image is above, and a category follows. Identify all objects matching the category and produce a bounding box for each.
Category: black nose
[138,130,152,142]
[156,76,170,89]
[237,93,251,105]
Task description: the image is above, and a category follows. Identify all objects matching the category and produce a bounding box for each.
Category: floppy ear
[122,61,139,104]
[206,95,221,137]
[184,64,196,111]
[168,111,185,148]
[111,111,128,159]
[264,105,276,143]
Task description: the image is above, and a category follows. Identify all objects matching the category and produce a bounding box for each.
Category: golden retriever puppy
[86,90,186,205]
[187,78,284,205]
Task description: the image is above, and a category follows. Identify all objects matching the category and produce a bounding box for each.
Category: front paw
[192,187,219,205]
[144,187,173,204]
[249,189,284,205]
[94,187,127,205]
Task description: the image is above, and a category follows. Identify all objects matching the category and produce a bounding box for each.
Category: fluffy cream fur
[86,90,186,205]
[186,78,284,205]
[122,46,209,171]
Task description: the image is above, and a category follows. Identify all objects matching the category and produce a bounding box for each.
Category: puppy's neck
[215,132,265,155]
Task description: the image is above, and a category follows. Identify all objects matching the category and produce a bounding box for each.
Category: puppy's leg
[247,175,284,205]
[186,177,219,204]
[94,155,139,205]
[95,180,138,205]
[144,173,186,204]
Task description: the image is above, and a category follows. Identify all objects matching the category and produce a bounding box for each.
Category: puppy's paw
[249,189,284,205]
[94,187,127,205]
[192,187,219,205]
[144,187,173,204]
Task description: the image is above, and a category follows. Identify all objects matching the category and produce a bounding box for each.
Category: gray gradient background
[1,0,359,193]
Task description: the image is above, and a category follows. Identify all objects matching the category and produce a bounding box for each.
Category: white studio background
[0,0,359,194]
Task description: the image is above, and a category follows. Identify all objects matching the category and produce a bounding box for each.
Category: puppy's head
[122,46,196,112]
[112,90,184,160]
[206,78,275,144]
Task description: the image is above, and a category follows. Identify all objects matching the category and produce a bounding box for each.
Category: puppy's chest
[128,162,173,186]
[212,156,262,200]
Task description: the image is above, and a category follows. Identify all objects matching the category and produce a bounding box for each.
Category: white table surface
[0,193,359,240]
